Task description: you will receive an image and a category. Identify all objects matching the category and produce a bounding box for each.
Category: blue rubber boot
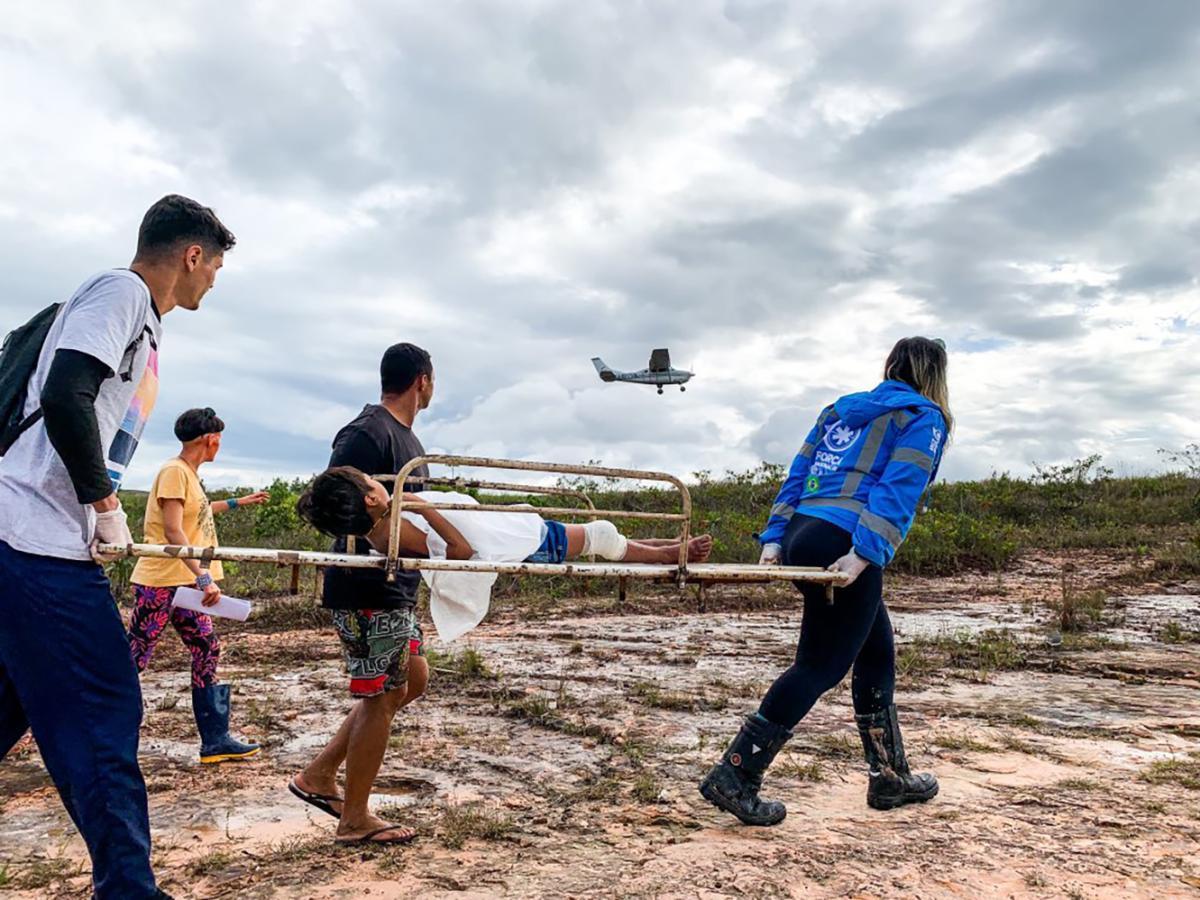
[192,684,261,764]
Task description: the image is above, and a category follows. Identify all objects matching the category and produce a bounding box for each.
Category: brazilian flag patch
[805,475,820,493]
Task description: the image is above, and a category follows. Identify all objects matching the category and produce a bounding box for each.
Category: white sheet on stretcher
[400,491,544,641]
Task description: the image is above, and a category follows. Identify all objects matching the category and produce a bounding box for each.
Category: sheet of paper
[172,585,252,622]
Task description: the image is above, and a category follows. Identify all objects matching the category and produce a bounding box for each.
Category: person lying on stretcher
[296,466,714,566]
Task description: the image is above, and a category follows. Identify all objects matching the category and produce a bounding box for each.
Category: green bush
[896,509,1019,575]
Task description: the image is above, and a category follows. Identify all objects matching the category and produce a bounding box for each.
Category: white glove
[827,549,871,587]
[91,505,133,563]
[758,542,783,565]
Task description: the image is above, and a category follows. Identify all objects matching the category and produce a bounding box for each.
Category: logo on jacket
[823,422,862,452]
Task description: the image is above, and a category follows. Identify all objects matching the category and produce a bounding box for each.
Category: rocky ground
[2,551,1199,898]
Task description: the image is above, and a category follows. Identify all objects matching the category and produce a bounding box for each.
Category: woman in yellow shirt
[128,408,267,764]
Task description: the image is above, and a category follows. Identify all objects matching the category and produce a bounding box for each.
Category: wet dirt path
[2,561,1199,898]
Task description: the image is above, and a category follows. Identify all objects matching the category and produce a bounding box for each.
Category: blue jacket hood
[833,380,941,429]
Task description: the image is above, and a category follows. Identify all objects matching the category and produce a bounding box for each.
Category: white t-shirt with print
[0,270,162,560]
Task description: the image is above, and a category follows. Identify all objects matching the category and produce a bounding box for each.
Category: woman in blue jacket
[700,336,952,826]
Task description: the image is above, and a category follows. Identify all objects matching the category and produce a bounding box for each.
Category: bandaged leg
[582,520,628,561]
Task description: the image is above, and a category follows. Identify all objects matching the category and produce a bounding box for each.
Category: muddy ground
[2,551,1200,898]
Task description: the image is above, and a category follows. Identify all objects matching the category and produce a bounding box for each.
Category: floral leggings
[128,585,220,688]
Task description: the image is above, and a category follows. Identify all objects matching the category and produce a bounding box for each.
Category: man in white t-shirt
[0,195,235,900]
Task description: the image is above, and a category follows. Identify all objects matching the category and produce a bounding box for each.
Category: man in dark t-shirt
[323,402,430,615]
[289,343,434,845]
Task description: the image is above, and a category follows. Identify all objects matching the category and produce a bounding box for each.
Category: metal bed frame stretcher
[99,455,849,599]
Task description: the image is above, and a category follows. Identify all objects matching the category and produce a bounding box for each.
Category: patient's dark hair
[296,467,375,536]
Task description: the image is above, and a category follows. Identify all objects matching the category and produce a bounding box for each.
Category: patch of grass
[896,642,943,683]
[243,698,290,738]
[630,680,727,712]
[1060,633,1125,651]
[437,803,515,850]
[631,772,664,803]
[932,732,996,753]
[259,834,331,865]
[568,773,624,802]
[426,646,494,682]
[0,865,9,887]
[900,629,1029,682]
[1140,753,1200,790]
[5,857,82,891]
[614,733,656,764]
[630,681,694,711]
[996,733,1039,755]
[1055,777,1103,792]
[949,629,1028,670]
[1159,620,1200,644]
[774,756,826,782]
[501,693,614,743]
[1053,572,1112,633]
[186,848,239,877]
[796,732,860,761]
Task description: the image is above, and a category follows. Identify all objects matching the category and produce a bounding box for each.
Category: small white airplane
[592,348,694,394]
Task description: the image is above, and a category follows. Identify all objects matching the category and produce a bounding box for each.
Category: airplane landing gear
[657,386,664,395]
[680,386,686,392]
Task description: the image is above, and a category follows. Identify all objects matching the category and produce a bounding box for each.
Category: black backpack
[0,302,63,456]
[0,300,153,456]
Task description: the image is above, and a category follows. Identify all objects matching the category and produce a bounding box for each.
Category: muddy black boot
[855,705,938,810]
[698,713,793,826]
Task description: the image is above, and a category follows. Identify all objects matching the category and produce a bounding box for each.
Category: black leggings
[758,515,895,730]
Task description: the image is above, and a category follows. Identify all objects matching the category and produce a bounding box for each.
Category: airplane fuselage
[610,368,693,386]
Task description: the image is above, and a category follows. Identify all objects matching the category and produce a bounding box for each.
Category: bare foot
[336,812,416,844]
[688,534,713,563]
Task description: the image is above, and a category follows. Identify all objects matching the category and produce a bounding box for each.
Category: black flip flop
[288,778,343,820]
[335,824,417,846]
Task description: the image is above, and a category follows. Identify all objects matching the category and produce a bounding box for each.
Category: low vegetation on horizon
[106,449,1200,599]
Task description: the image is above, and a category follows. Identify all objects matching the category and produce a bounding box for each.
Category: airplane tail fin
[591,357,617,382]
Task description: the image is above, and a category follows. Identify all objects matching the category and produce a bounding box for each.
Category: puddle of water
[1109,594,1200,644]
[915,671,1200,731]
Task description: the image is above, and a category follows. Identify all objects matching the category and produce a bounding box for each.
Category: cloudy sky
[2,1,1198,490]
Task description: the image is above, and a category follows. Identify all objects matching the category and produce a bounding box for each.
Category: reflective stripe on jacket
[758,380,948,567]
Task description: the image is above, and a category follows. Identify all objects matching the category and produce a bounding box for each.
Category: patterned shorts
[331,607,424,698]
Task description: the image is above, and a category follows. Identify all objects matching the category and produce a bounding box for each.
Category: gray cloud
[2,0,1199,492]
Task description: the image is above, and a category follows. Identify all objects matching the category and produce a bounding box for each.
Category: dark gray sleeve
[40,348,114,504]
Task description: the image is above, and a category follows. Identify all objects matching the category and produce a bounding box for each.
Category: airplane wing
[648,348,671,372]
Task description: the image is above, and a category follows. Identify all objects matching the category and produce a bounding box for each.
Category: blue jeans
[0,540,159,899]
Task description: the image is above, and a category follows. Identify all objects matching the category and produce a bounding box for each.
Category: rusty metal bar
[385,455,693,584]
[98,543,849,587]
[380,474,596,511]
[387,501,683,520]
